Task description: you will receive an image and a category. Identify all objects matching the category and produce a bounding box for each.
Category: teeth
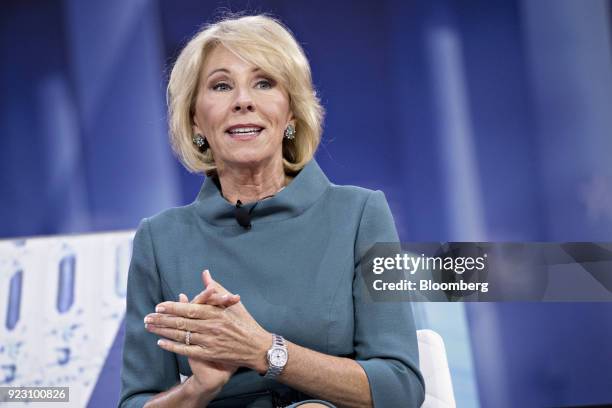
[228,127,262,134]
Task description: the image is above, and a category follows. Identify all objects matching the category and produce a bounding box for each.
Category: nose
[232,87,255,113]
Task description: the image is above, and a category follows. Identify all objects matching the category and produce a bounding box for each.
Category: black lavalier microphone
[234,200,253,230]
[234,194,276,230]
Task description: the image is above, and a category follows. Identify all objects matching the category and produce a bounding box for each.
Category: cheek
[263,99,292,125]
[197,101,226,131]
[256,90,291,120]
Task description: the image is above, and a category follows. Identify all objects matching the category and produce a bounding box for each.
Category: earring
[284,124,296,140]
[192,133,209,151]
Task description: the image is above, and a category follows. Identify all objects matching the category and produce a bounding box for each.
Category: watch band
[271,333,285,348]
[264,334,288,379]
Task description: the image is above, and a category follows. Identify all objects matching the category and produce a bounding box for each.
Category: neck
[217,157,287,204]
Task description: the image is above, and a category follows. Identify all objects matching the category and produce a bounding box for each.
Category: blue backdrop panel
[1,0,612,406]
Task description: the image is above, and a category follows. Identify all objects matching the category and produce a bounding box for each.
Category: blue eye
[212,82,231,91]
[255,79,273,89]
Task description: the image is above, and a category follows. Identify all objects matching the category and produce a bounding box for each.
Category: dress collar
[193,160,330,227]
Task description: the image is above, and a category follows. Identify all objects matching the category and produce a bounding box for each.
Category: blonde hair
[167,14,324,176]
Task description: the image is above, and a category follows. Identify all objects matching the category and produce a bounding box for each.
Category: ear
[192,116,202,136]
[287,112,296,128]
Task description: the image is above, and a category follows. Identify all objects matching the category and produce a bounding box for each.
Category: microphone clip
[235,199,253,230]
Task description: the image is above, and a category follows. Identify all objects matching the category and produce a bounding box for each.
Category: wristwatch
[264,334,288,379]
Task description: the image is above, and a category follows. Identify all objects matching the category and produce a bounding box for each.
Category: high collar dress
[119,160,424,408]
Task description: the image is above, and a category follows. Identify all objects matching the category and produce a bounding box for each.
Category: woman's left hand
[144,272,271,373]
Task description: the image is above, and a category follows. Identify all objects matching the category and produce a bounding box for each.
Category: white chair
[417,329,456,408]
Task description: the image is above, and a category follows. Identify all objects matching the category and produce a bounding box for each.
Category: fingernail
[157,339,166,346]
[144,316,152,324]
[156,305,165,313]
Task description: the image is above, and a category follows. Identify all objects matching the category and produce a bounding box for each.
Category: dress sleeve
[353,191,425,407]
[119,219,180,408]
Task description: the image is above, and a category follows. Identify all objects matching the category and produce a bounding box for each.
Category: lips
[226,124,264,138]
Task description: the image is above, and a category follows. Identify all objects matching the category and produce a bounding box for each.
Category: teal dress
[118,160,425,407]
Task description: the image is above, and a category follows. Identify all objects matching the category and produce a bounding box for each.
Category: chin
[226,152,270,168]
[225,146,281,167]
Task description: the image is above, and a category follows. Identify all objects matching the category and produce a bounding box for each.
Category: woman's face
[193,45,294,171]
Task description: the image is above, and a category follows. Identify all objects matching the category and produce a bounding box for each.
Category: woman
[119,14,424,408]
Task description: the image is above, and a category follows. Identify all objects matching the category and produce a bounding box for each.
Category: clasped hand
[144,270,271,394]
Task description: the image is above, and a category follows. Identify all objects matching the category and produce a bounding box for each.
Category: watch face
[269,348,288,367]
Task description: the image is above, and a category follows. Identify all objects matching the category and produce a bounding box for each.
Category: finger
[144,312,212,332]
[145,313,193,331]
[155,301,220,320]
[157,338,207,360]
[201,270,232,296]
[202,269,214,288]
[192,285,240,308]
[146,324,208,347]
[191,285,218,304]
[194,292,239,307]
[179,293,189,303]
[147,324,187,343]
[208,293,241,307]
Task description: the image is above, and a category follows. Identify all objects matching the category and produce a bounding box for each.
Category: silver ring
[185,331,191,346]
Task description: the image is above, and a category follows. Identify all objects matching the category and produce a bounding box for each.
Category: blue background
[1,0,612,407]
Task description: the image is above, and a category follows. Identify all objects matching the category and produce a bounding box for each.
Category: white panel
[0,231,134,407]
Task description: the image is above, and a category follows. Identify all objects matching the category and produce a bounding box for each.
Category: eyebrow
[206,67,263,79]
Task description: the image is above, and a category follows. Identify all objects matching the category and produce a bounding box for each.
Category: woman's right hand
[178,278,241,396]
